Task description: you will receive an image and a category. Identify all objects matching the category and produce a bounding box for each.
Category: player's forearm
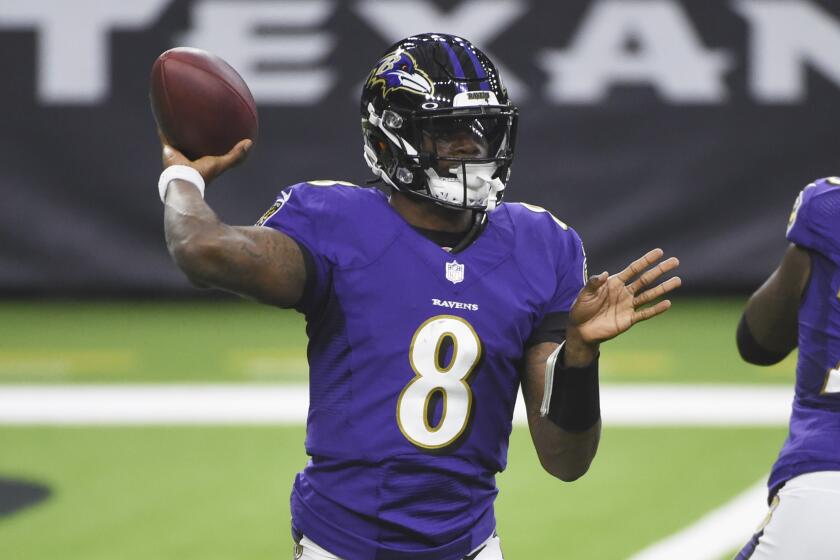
[522,342,601,481]
[530,418,601,481]
[164,180,229,286]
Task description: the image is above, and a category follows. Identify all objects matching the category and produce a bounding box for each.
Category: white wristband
[159,165,206,203]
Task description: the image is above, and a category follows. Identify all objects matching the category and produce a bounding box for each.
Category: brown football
[150,47,258,160]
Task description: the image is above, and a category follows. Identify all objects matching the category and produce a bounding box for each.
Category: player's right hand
[159,130,252,184]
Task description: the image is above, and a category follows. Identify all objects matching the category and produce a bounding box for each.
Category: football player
[158,34,681,560]
[735,177,840,559]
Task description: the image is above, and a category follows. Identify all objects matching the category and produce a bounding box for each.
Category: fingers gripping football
[160,131,252,184]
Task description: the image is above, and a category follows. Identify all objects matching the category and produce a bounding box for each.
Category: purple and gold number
[396,315,482,449]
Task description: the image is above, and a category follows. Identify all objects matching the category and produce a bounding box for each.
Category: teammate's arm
[737,244,810,365]
[161,140,307,308]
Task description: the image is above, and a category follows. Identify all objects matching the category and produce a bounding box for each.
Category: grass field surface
[0,299,796,559]
[0,298,795,384]
[0,426,784,560]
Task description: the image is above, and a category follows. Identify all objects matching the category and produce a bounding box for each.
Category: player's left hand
[569,248,681,347]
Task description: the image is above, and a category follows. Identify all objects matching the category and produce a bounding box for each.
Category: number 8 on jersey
[397,315,483,449]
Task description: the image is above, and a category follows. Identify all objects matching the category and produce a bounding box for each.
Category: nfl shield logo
[445,260,465,284]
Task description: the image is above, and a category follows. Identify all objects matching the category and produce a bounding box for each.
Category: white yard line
[0,384,792,426]
[600,385,792,426]
[628,479,768,560]
[0,385,310,425]
[0,383,780,560]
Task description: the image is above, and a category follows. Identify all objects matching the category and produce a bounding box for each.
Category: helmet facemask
[363,101,518,212]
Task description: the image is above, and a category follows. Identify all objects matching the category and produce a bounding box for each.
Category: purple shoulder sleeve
[256,183,333,313]
[546,226,587,315]
[787,178,840,257]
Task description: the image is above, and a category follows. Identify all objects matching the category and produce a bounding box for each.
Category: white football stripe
[0,384,792,426]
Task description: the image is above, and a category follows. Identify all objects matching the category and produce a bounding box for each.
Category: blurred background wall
[2,0,839,296]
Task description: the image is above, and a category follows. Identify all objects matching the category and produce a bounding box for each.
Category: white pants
[745,471,840,559]
[294,532,504,560]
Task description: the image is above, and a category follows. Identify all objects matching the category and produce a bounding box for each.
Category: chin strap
[451,163,505,212]
[477,174,505,212]
[450,212,488,254]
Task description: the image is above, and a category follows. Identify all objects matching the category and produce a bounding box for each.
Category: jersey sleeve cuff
[289,238,322,314]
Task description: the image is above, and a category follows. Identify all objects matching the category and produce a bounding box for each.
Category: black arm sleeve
[736,314,790,366]
[527,312,568,347]
[545,345,601,432]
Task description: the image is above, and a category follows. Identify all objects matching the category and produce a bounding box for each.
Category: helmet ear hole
[366,128,400,176]
[369,129,390,158]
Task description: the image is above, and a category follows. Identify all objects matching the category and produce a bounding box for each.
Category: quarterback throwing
[158,34,681,560]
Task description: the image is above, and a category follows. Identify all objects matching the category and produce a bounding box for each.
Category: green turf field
[0,426,784,560]
[0,299,794,559]
[0,298,796,384]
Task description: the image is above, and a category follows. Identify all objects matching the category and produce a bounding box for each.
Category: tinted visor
[409,108,515,163]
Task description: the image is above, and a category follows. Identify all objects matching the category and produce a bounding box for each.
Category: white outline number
[397,315,482,449]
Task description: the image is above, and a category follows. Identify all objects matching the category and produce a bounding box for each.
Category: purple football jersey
[261,182,586,560]
[769,177,840,494]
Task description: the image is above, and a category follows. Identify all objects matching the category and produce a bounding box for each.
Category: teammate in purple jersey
[157,34,681,560]
[736,177,840,559]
